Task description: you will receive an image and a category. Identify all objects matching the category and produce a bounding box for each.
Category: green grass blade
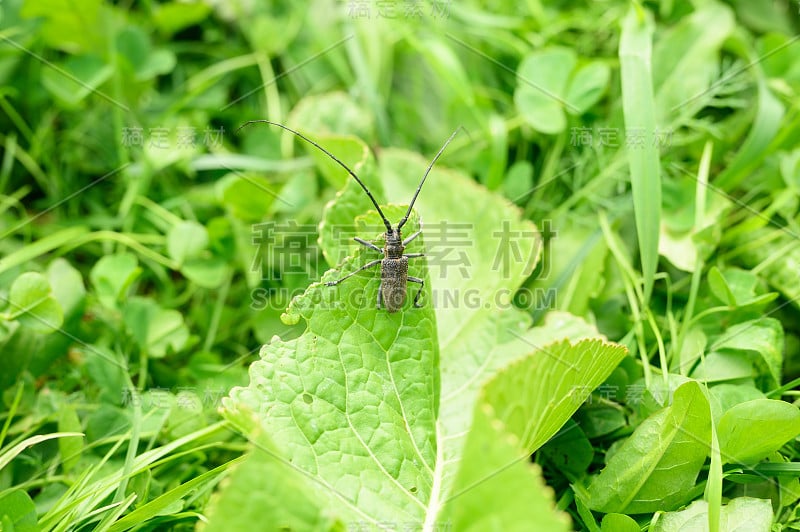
[619,6,662,302]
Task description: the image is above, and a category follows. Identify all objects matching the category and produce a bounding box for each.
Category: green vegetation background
[2,0,800,530]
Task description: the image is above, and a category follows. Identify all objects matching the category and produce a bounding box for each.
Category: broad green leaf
[0,489,38,532]
[225,147,623,526]
[243,13,302,56]
[587,381,711,513]
[717,399,800,464]
[711,318,783,388]
[89,253,141,309]
[479,339,628,453]
[167,220,209,265]
[514,47,576,134]
[574,403,627,438]
[619,6,661,302]
[651,497,773,532]
[6,271,63,333]
[82,345,127,405]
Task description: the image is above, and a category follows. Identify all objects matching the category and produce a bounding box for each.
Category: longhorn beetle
[237,120,459,312]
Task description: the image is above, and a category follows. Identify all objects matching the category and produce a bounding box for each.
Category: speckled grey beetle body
[237,120,458,312]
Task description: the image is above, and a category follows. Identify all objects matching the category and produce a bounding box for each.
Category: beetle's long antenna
[237,120,393,232]
[397,127,460,230]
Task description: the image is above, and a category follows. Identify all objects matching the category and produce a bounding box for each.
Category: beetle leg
[325,259,382,286]
[403,253,424,258]
[403,230,422,246]
[376,280,383,309]
[408,276,425,307]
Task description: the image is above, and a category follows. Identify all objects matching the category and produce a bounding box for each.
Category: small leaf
[717,399,800,464]
[0,489,38,532]
[58,404,84,472]
[123,297,189,358]
[41,54,113,108]
[217,173,279,222]
[514,47,576,134]
[651,497,772,532]
[711,318,783,387]
[708,383,765,425]
[20,0,104,53]
[7,272,64,333]
[601,513,640,532]
[708,266,737,306]
[181,257,229,289]
[565,61,610,114]
[90,253,141,309]
[146,309,189,358]
[539,419,594,482]
[503,160,534,205]
[46,258,86,317]
[152,2,212,36]
[302,134,371,189]
[167,220,209,265]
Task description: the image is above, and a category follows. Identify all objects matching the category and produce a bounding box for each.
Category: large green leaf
[225,212,438,524]
[220,147,626,527]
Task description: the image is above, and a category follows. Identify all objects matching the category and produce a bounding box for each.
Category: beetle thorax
[384,228,404,259]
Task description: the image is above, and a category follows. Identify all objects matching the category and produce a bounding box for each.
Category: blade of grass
[619,5,661,302]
